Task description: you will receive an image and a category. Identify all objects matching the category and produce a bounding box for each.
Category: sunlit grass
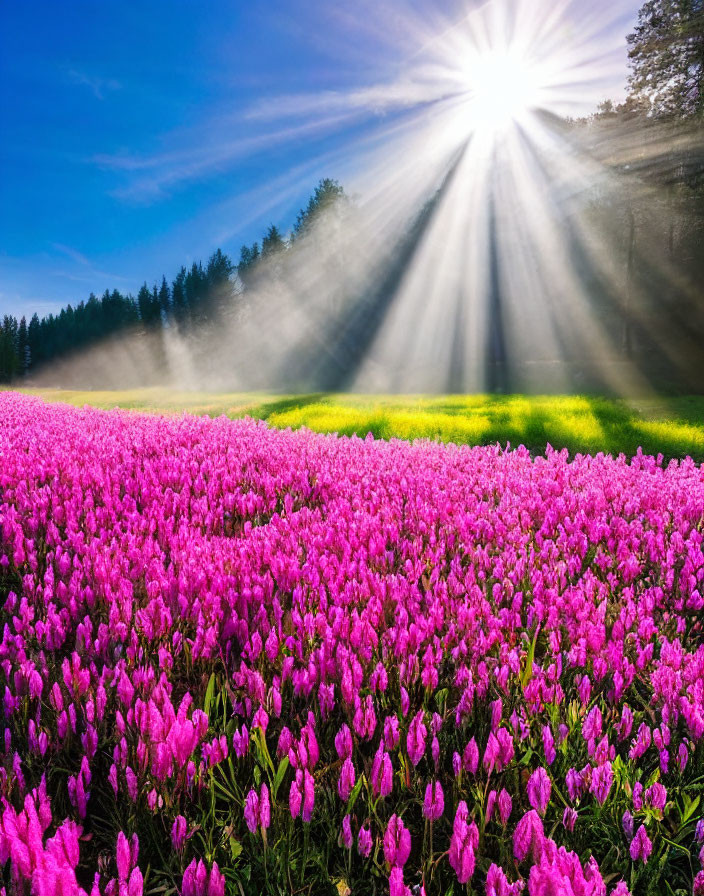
[13,388,704,461]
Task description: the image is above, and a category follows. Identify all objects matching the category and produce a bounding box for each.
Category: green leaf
[659,836,690,855]
[347,774,365,814]
[273,756,289,801]
[521,629,539,689]
[434,688,449,712]
[204,673,216,717]
[254,726,275,777]
[519,747,534,766]
[229,837,243,861]
[681,794,700,824]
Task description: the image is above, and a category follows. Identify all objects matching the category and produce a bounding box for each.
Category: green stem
[302,823,310,887]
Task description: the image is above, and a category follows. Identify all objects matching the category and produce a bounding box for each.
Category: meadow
[1,392,703,896]
[17,388,704,461]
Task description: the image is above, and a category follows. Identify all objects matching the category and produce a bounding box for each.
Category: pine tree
[17,317,28,374]
[292,178,348,239]
[237,243,260,287]
[28,314,40,369]
[151,284,161,321]
[206,249,234,287]
[628,0,704,119]
[185,262,206,315]
[137,283,153,322]
[171,267,188,319]
[158,276,171,317]
[261,225,285,258]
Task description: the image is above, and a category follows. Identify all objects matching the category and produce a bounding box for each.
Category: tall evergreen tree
[0,316,19,382]
[237,243,260,287]
[206,248,234,286]
[17,317,28,374]
[628,0,704,119]
[171,267,188,319]
[261,225,285,258]
[151,284,161,320]
[137,283,153,323]
[28,313,40,367]
[292,178,348,239]
[185,262,206,315]
[158,276,171,317]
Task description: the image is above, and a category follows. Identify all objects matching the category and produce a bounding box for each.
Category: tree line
[0,179,346,382]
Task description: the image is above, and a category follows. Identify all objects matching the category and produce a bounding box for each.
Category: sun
[463,47,543,131]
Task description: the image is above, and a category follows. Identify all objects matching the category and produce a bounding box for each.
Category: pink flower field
[0,392,703,895]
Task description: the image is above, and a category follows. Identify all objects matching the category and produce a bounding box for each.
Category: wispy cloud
[50,243,129,284]
[51,242,92,266]
[67,69,122,100]
[90,113,368,203]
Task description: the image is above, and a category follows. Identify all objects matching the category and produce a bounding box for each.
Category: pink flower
[338,757,356,801]
[485,863,513,896]
[486,789,497,823]
[590,763,613,805]
[463,737,479,775]
[407,712,427,766]
[334,724,353,761]
[383,815,411,867]
[542,726,556,766]
[384,715,400,750]
[629,825,652,863]
[632,782,643,811]
[128,868,144,896]
[497,728,515,768]
[495,789,511,826]
[565,767,584,803]
[611,883,631,896]
[423,780,444,821]
[622,810,634,840]
[527,767,551,815]
[484,732,500,774]
[289,773,302,819]
[259,783,271,830]
[618,705,634,741]
[370,744,393,798]
[514,810,545,863]
[244,789,259,834]
[341,815,353,849]
[181,860,224,896]
[583,705,603,744]
[448,801,478,884]
[301,769,315,822]
[358,826,373,858]
[171,815,188,851]
[116,831,133,880]
[562,807,577,832]
[400,687,410,717]
[644,782,667,813]
[389,866,409,896]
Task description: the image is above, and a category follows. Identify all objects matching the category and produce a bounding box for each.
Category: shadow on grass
[245,393,331,421]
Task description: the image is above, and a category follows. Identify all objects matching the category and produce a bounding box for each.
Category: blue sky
[0,0,642,319]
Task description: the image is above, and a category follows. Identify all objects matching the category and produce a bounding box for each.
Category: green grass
[12,387,704,461]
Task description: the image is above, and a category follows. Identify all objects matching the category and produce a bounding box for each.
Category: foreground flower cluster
[0,393,703,895]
